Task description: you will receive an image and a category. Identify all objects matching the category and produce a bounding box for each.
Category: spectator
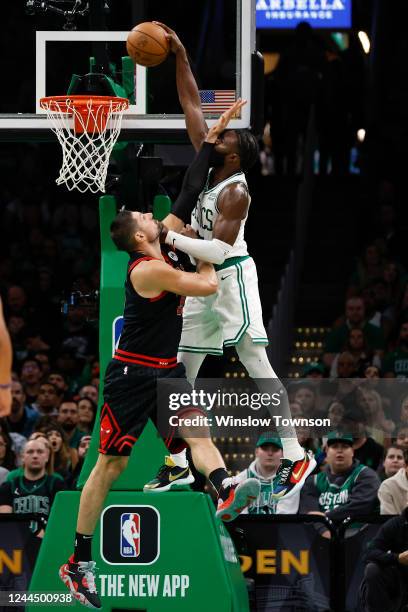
[302,362,325,379]
[33,351,51,380]
[78,384,98,404]
[396,425,408,452]
[35,382,61,417]
[378,448,408,515]
[364,365,381,380]
[357,388,395,446]
[65,434,91,490]
[0,437,65,536]
[383,320,408,379]
[0,417,27,463]
[293,382,317,418]
[0,296,12,417]
[77,397,97,434]
[336,351,358,378]
[42,423,78,479]
[57,401,85,449]
[347,243,385,297]
[231,434,299,514]
[359,507,408,612]
[327,401,345,429]
[331,328,381,378]
[6,380,39,438]
[20,358,43,405]
[342,407,384,471]
[0,430,16,472]
[398,393,408,426]
[47,371,69,399]
[378,445,406,481]
[323,297,385,368]
[300,431,380,537]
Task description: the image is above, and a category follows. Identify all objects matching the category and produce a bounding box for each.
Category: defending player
[148,23,316,500]
[59,102,260,610]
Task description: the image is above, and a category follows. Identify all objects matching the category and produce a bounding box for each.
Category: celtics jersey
[315,464,365,513]
[0,473,63,516]
[191,170,249,257]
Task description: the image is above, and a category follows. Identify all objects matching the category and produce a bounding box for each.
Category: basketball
[126,22,170,67]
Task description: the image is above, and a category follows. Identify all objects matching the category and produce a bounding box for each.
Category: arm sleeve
[364,518,400,565]
[0,482,13,507]
[299,476,320,513]
[326,467,380,522]
[171,142,214,224]
[165,232,231,264]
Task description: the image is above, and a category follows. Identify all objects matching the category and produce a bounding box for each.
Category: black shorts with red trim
[98,358,190,456]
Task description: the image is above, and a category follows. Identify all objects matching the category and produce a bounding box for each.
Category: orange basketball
[126,22,170,68]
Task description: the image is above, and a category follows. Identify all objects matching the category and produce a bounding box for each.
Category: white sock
[170,449,189,468]
[280,438,304,462]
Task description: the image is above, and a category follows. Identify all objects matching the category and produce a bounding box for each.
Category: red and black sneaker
[216,479,260,522]
[271,450,316,500]
[59,555,101,609]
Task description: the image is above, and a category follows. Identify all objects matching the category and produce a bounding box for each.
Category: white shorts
[179,256,268,355]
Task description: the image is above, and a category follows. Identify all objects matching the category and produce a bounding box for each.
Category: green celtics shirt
[383,347,408,378]
[315,464,365,512]
[0,472,65,516]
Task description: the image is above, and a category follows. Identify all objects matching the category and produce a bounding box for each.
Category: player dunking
[59,102,260,610]
[147,23,316,501]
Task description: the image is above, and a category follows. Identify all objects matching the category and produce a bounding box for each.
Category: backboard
[0,0,256,142]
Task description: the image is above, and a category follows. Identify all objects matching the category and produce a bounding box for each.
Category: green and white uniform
[179,170,268,354]
[234,460,300,514]
[315,464,366,513]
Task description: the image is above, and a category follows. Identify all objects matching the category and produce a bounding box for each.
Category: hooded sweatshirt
[378,468,408,515]
[234,459,300,514]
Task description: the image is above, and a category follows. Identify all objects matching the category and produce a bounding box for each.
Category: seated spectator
[293,382,317,418]
[359,507,408,612]
[20,357,43,405]
[323,297,385,368]
[33,351,51,380]
[77,397,97,434]
[35,382,61,417]
[300,431,380,537]
[302,362,325,379]
[231,434,298,514]
[42,423,78,480]
[0,437,66,537]
[330,328,381,378]
[6,380,39,438]
[65,435,91,490]
[378,448,408,515]
[327,401,345,429]
[0,430,16,475]
[378,445,406,481]
[347,243,385,298]
[57,400,85,449]
[383,320,408,379]
[78,384,98,405]
[341,405,384,471]
[357,388,395,446]
[363,365,381,380]
[0,417,27,463]
[396,425,408,451]
[398,393,408,426]
[335,351,358,379]
[47,371,69,401]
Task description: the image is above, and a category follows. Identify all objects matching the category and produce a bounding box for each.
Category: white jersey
[190,170,250,258]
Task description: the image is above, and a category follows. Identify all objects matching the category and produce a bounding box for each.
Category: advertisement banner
[256,0,352,29]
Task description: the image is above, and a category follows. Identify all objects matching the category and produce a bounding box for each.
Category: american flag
[199,90,236,113]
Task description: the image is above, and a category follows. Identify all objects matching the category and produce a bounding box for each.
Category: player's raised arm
[0,297,12,417]
[131,259,218,298]
[153,21,207,151]
[163,99,246,233]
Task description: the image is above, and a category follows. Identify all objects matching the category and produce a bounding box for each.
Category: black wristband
[172,141,215,224]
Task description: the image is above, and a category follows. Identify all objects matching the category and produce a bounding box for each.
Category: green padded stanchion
[153,195,172,221]
[27,196,249,611]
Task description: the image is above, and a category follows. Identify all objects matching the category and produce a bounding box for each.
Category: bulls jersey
[191,170,250,258]
[114,247,185,368]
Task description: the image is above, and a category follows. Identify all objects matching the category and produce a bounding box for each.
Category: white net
[40,97,128,194]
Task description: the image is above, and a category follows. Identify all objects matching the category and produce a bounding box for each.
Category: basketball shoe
[271,450,316,500]
[59,555,101,609]
[216,479,261,522]
[143,455,195,492]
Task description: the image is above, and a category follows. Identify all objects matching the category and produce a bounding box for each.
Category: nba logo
[120,513,141,558]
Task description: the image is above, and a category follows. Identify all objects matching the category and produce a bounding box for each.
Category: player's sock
[236,334,304,461]
[170,448,189,468]
[74,532,93,563]
[209,468,231,500]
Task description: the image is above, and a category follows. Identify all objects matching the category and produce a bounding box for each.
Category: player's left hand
[205,98,247,143]
[180,225,198,239]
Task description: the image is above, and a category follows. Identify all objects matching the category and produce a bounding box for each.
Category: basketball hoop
[40,95,129,194]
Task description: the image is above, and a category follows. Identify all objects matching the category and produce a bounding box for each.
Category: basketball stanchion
[27,196,250,612]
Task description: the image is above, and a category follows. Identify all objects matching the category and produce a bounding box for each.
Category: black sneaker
[143,456,195,492]
[271,451,316,500]
[59,554,101,609]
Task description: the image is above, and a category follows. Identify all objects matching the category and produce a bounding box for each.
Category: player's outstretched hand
[152,22,183,54]
[180,225,198,239]
[205,99,247,143]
